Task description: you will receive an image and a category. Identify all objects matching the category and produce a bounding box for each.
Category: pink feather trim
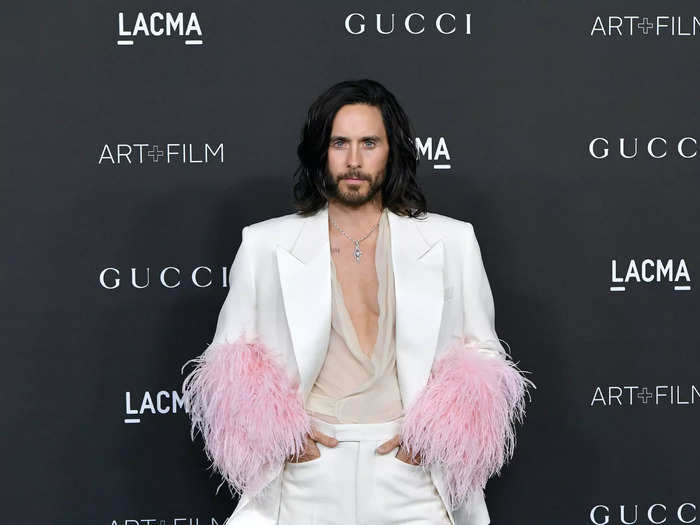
[181,332,312,497]
[400,338,535,511]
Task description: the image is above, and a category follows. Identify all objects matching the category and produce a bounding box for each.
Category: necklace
[329,211,381,263]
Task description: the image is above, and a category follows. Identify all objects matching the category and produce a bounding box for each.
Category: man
[181,79,535,525]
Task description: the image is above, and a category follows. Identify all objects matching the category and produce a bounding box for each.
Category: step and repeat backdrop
[3,1,699,524]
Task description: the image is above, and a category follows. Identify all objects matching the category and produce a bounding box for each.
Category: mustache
[340,172,368,180]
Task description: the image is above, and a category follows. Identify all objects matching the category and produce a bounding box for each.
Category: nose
[346,143,361,169]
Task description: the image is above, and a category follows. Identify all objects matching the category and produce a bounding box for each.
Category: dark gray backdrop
[3,1,698,524]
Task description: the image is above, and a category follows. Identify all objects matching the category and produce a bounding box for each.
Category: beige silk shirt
[305,208,404,424]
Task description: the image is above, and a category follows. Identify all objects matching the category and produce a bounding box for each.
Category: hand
[286,425,339,463]
[375,434,422,466]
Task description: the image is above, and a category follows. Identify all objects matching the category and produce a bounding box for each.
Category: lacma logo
[117,12,203,46]
[415,137,451,171]
[124,390,185,423]
[610,258,691,292]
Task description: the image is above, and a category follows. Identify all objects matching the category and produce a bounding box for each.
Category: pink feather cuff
[181,332,312,497]
[399,337,535,511]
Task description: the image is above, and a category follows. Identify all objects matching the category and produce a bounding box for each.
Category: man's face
[324,103,390,207]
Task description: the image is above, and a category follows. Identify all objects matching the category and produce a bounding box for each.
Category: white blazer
[183,202,532,525]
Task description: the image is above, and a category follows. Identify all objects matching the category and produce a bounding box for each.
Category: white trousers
[277,415,452,525]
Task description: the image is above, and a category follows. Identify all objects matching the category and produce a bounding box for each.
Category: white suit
[181,202,534,525]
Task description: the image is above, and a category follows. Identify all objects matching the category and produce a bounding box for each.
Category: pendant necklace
[329,212,381,263]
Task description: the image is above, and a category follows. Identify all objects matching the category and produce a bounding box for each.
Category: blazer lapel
[276,204,332,403]
[276,204,445,410]
[387,211,445,409]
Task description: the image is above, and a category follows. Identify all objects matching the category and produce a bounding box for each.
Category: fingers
[287,427,338,463]
[375,435,423,465]
[310,427,339,447]
[375,434,401,454]
[288,437,321,463]
[289,431,422,465]
[396,445,422,465]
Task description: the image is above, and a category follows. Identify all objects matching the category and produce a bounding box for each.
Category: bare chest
[330,237,379,356]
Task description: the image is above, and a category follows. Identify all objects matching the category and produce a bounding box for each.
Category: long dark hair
[292,79,428,218]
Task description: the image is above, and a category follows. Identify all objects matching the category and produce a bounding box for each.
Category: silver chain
[329,213,381,263]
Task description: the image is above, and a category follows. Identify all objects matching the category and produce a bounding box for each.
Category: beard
[323,165,386,208]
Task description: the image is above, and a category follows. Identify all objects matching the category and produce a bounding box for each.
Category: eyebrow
[330,135,382,142]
